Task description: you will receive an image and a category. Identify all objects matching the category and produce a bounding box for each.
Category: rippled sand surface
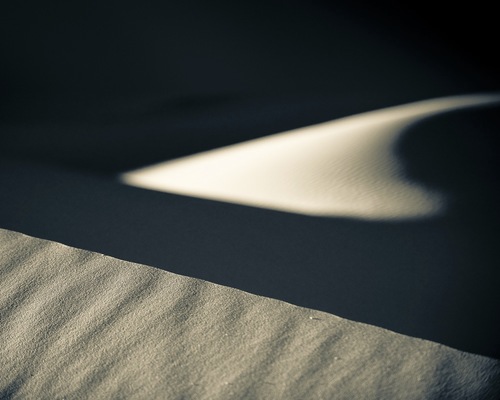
[1,228,499,399]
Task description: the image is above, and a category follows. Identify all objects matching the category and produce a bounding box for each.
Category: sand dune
[1,228,499,399]
[122,94,500,220]
[1,139,499,358]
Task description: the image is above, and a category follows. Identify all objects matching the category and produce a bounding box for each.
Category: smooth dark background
[1,1,499,358]
[1,0,499,170]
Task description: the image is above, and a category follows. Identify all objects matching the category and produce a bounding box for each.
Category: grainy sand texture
[1,228,499,399]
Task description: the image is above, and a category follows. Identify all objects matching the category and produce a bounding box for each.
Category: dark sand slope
[1,228,499,399]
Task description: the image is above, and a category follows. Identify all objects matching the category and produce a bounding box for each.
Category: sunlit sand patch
[122,94,500,220]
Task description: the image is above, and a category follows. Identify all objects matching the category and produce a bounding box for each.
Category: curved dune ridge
[122,94,500,220]
[1,228,499,399]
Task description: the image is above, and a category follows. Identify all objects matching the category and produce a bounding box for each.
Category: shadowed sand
[1,228,499,399]
[122,94,500,220]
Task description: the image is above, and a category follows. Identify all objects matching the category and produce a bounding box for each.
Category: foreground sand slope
[1,228,499,399]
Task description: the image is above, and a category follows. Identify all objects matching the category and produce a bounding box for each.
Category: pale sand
[1,228,499,399]
[122,94,500,220]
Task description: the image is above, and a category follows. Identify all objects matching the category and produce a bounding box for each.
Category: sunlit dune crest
[122,94,500,220]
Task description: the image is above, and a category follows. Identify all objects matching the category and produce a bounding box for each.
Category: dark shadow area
[1,0,499,173]
[0,94,419,174]
[396,104,500,238]
[0,158,498,359]
[0,375,25,400]
[397,104,500,211]
[3,0,494,104]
